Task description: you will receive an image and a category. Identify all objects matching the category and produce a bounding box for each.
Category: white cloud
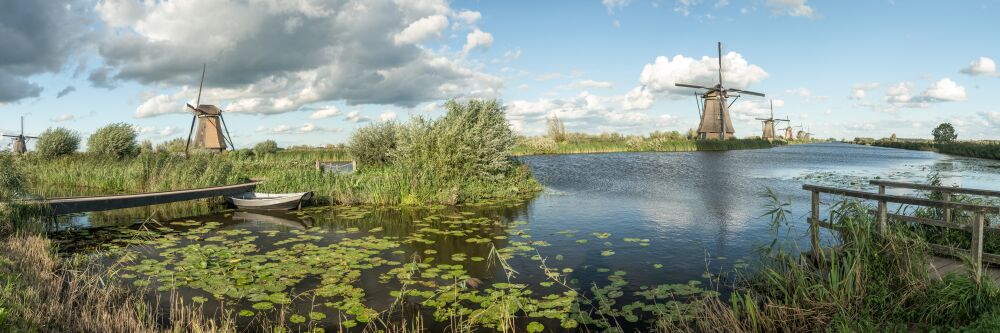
[463,29,494,54]
[564,80,614,90]
[51,113,77,123]
[730,98,785,122]
[379,111,397,122]
[502,49,522,62]
[393,15,449,45]
[961,57,997,77]
[850,82,879,100]
[602,0,631,13]
[159,126,177,137]
[625,52,768,109]
[256,123,332,134]
[136,94,183,118]
[309,106,342,119]
[981,111,1000,128]
[923,78,966,101]
[785,87,810,98]
[767,0,818,18]
[536,72,563,81]
[454,10,481,25]
[345,110,370,123]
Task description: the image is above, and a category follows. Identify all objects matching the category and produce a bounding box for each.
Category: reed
[512,132,784,156]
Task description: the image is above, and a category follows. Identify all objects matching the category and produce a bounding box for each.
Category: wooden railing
[803,182,1000,272]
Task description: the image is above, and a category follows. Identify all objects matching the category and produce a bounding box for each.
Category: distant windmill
[675,42,765,139]
[755,99,789,140]
[185,64,235,156]
[781,122,798,140]
[796,123,809,141]
[3,116,38,154]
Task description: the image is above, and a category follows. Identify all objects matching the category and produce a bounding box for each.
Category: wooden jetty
[803,180,1000,280]
[38,181,261,215]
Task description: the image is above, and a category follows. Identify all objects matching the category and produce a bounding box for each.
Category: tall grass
[657,193,1000,331]
[513,133,783,155]
[872,140,1000,160]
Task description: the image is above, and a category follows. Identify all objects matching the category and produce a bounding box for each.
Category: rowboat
[226,192,313,210]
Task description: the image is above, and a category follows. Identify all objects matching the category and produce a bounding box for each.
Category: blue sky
[1,0,998,149]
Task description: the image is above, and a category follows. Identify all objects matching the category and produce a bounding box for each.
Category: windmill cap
[195,104,222,115]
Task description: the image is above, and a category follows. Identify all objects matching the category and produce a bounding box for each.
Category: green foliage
[87,123,138,158]
[35,127,80,157]
[349,121,398,168]
[889,133,897,142]
[253,140,279,155]
[513,131,781,155]
[546,115,566,142]
[155,138,187,154]
[932,123,957,143]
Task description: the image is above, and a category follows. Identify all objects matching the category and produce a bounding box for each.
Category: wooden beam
[802,184,1000,213]
[35,182,261,215]
[887,213,970,231]
[870,180,1000,197]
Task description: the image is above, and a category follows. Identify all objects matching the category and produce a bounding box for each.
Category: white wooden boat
[226,192,313,210]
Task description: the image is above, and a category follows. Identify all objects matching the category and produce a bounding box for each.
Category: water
[51,143,1000,331]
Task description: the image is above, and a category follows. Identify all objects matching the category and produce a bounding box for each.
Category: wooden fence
[804,180,1000,272]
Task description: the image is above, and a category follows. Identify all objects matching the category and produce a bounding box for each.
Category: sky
[1,0,999,149]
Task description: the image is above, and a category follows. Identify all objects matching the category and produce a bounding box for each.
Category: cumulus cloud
[463,29,494,54]
[625,52,768,109]
[90,0,502,117]
[507,91,665,135]
[923,78,966,101]
[51,113,77,123]
[453,10,481,25]
[730,98,786,122]
[308,106,342,119]
[850,82,879,100]
[767,0,818,18]
[256,123,334,134]
[785,87,810,98]
[136,94,183,118]
[0,0,91,103]
[393,15,449,45]
[345,110,371,123]
[563,80,614,90]
[379,111,398,122]
[56,86,76,98]
[961,57,997,77]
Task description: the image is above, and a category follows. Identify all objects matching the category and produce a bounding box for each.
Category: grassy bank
[513,132,789,156]
[866,139,1000,160]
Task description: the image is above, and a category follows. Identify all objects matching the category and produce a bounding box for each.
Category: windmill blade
[218,113,236,151]
[196,64,206,107]
[185,114,197,157]
[186,103,206,115]
[717,41,723,87]
[727,88,765,97]
[675,83,713,90]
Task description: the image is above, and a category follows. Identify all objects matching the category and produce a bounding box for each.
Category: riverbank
[513,135,789,156]
[866,140,1000,160]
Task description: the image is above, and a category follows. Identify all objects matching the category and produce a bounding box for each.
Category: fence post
[315,160,321,171]
[811,190,821,260]
[972,211,985,274]
[877,184,887,233]
[943,192,952,224]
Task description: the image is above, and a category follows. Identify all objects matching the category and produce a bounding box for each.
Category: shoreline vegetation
[857,137,1000,161]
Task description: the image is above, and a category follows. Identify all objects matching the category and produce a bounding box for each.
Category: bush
[35,127,80,157]
[155,138,187,154]
[253,140,279,155]
[349,121,398,168]
[87,123,138,158]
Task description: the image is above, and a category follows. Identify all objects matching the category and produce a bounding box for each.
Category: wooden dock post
[877,184,887,233]
[943,192,952,223]
[972,211,985,274]
[810,190,821,260]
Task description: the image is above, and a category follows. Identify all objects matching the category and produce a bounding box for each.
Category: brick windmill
[676,42,765,139]
[755,100,789,140]
[184,65,235,156]
[3,116,37,154]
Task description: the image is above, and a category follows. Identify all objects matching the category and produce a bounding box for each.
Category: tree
[253,140,279,155]
[889,133,897,142]
[932,123,957,143]
[87,123,138,158]
[35,127,80,157]
[349,121,398,167]
[546,115,566,142]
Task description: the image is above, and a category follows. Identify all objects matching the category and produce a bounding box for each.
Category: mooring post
[810,190,821,260]
[943,192,952,224]
[877,184,887,233]
[972,211,985,274]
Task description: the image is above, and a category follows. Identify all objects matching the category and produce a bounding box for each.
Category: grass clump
[35,127,80,157]
[87,122,139,158]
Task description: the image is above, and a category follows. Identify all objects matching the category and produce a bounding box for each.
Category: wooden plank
[927,244,1000,265]
[870,180,1000,197]
[802,184,1000,213]
[36,182,261,215]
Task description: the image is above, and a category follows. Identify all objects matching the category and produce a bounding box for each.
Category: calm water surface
[52,143,1000,331]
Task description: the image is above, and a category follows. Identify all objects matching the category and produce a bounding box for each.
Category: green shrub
[87,123,138,158]
[35,127,80,157]
[253,140,279,155]
[349,121,398,168]
[155,138,187,154]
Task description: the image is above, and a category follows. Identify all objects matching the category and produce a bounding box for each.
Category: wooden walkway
[929,256,1000,281]
[38,182,261,215]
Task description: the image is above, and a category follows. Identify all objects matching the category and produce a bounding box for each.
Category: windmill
[754,99,788,140]
[3,116,38,154]
[781,122,798,140]
[795,123,809,141]
[184,64,235,156]
[676,42,765,139]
